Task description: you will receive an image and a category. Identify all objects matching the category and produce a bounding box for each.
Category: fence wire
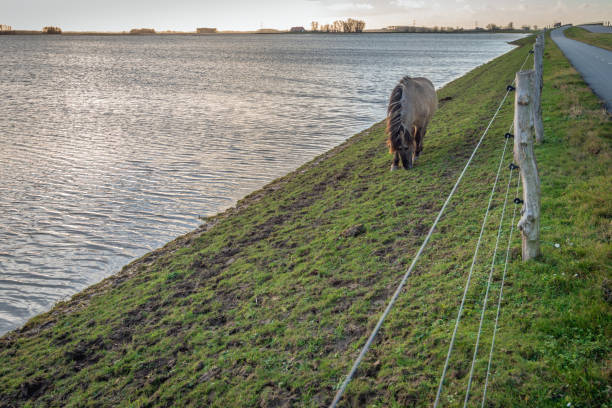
[480,174,522,408]
[462,156,516,407]
[330,49,533,408]
[433,128,511,408]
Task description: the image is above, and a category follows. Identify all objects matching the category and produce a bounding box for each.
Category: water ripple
[0,33,524,334]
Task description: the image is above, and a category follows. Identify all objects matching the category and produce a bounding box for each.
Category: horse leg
[391,151,400,171]
[415,127,426,158]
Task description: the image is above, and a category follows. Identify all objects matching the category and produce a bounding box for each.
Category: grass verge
[564,26,612,51]
[1,34,610,407]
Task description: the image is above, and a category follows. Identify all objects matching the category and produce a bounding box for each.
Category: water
[0,33,524,334]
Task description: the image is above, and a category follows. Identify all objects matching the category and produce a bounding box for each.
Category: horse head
[398,138,415,169]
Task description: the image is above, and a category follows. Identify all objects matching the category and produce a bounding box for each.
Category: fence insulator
[509,163,519,170]
[514,70,541,260]
[506,85,516,91]
[504,132,514,139]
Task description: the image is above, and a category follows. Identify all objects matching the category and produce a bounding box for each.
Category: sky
[1,0,610,31]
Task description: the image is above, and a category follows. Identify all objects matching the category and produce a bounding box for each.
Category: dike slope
[1,35,610,407]
[564,26,612,51]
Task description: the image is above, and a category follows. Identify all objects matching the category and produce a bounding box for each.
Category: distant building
[290,26,306,32]
[386,25,429,32]
[196,27,217,34]
[553,22,562,28]
[0,24,12,32]
[386,26,411,32]
[130,28,156,34]
[43,26,62,34]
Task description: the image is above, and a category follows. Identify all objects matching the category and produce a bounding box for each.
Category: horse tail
[386,82,404,153]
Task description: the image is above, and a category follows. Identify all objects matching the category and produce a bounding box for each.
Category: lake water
[0,33,523,335]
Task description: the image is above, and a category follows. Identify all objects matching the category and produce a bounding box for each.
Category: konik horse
[386,76,437,170]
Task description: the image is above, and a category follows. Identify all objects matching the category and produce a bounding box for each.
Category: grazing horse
[386,76,437,170]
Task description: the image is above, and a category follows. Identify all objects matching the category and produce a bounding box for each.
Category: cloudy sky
[2,0,610,31]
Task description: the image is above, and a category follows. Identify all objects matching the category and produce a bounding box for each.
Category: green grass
[564,26,612,51]
[1,34,610,407]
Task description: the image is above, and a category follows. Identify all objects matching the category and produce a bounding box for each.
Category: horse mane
[386,77,410,153]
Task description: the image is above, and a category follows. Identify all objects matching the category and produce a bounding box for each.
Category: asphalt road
[551,26,612,112]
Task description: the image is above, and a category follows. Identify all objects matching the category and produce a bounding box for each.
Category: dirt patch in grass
[18,377,50,400]
[65,336,106,371]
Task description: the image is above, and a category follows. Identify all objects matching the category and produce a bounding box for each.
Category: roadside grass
[564,26,612,51]
[0,33,610,408]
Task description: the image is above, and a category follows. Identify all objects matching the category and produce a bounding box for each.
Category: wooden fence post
[514,70,541,260]
[533,35,544,143]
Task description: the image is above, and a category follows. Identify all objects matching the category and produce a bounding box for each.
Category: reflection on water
[0,33,523,334]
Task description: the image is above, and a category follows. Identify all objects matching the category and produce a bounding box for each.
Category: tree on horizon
[310,18,365,33]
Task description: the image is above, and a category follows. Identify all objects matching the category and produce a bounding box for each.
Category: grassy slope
[564,26,612,51]
[1,35,610,408]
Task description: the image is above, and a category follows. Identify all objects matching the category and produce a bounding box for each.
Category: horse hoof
[390,164,399,171]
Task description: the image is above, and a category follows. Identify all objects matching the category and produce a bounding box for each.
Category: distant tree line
[43,26,62,34]
[387,22,537,33]
[310,19,366,33]
[387,25,465,33]
[130,28,156,34]
[484,22,538,31]
[196,27,217,34]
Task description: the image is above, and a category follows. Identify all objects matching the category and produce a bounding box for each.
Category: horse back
[400,77,437,127]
